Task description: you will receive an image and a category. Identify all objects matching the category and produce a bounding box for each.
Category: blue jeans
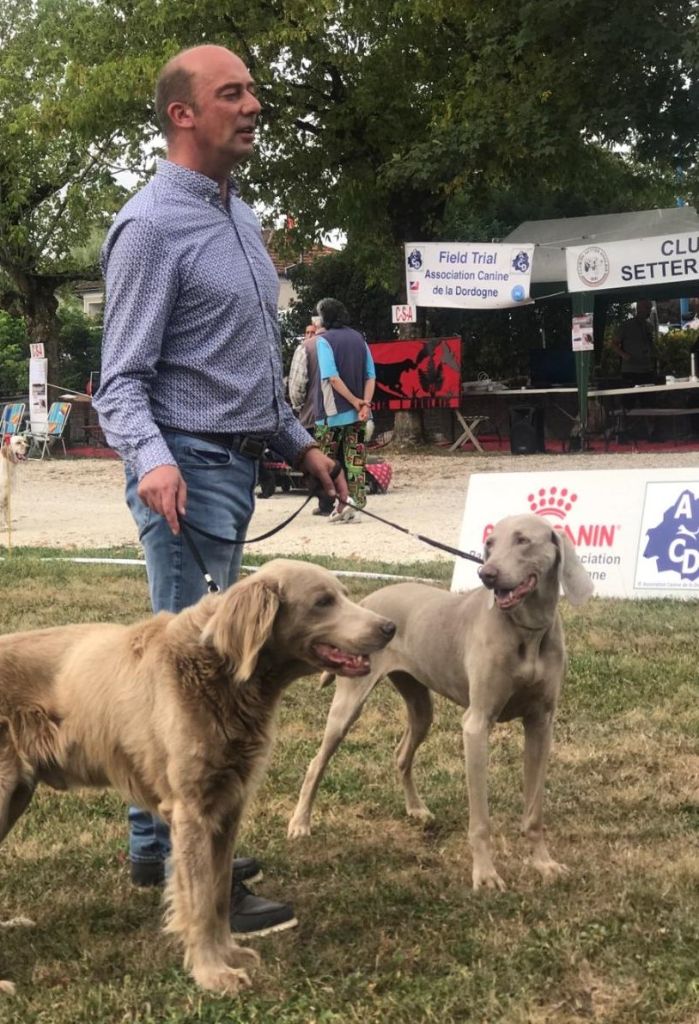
[125,429,257,864]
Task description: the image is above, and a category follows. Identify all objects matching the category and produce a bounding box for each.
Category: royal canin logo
[527,486,578,519]
[483,485,618,547]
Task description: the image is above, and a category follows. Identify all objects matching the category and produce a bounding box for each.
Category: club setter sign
[368,336,461,411]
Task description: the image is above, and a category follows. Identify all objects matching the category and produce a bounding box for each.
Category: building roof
[262,229,337,276]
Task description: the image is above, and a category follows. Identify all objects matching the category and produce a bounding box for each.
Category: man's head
[635,299,653,319]
[303,324,316,341]
[154,45,261,171]
[316,298,350,330]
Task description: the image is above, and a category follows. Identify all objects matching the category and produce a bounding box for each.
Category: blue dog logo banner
[404,242,534,309]
[636,485,699,591]
[453,467,699,599]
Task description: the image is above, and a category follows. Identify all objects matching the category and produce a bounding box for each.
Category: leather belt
[158,425,268,460]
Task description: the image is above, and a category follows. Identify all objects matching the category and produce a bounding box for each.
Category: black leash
[179,494,315,593]
[177,460,483,592]
[349,504,484,564]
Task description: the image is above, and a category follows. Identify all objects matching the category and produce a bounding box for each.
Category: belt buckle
[238,436,266,459]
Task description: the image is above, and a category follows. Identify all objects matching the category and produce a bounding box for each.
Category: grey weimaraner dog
[288,514,593,890]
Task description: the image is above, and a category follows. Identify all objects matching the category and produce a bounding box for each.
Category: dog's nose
[478,564,498,588]
[381,620,396,640]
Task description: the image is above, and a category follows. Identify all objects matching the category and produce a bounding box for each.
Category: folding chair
[0,402,26,440]
[27,401,72,459]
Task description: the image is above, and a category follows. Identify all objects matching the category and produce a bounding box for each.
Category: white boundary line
[21,556,439,585]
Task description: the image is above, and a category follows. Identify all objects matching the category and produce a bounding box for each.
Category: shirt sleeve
[93,217,179,479]
[365,344,376,379]
[268,400,316,464]
[288,345,309,411]
[316,337,338,380]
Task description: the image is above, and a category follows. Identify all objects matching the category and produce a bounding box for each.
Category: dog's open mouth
[494,575,537,610]
[312,643,371,677]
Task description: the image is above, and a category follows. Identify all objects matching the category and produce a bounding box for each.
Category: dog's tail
[320,671,336,688]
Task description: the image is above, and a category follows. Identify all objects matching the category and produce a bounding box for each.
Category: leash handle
[179,520,220,592]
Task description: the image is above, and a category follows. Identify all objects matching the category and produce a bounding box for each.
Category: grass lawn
[0,551,697,1024]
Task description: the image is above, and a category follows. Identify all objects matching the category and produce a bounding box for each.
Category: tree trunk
[392,408,425,445]
[8,271,60,385]
[392,320,425,446]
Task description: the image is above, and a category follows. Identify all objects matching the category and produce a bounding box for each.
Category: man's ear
[201,575,281,682]
[554,531,594,605]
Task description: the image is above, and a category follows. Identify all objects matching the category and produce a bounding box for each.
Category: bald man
[95,46,344,937]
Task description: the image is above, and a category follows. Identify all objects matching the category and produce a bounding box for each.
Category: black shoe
[130,856,262,888]
[312,507,332,516]
[232,856,263,885]
[130,860,165,888]
[230,880,298,938]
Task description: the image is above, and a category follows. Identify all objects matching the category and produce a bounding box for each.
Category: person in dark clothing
[611,298,657,384]
[313,298,376,523]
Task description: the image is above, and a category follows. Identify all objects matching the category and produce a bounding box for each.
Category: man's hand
[137,465,187,534]
[299,447,349,504]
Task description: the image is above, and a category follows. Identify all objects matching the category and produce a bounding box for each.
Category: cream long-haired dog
[0,435,29,528]
[0,559,396,996]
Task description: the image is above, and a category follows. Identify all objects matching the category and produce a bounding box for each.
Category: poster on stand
[572,313,594,352]
[29,357,48,431]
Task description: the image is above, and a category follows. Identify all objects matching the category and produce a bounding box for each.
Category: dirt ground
[7,447,699,563]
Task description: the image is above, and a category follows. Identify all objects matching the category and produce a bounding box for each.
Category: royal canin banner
[368,337,461,411]
[451,468,699,600]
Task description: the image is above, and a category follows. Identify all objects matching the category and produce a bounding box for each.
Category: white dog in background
[0,436,29,528]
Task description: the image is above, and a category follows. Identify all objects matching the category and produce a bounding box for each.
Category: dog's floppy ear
[553,530,594,605]
[202,575,281,683]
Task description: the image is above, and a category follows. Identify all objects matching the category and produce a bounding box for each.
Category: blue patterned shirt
[94,159,312,479]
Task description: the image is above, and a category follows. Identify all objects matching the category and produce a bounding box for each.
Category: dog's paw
[406,805,435,824]
[532,857,569,883]
[0,980,16,996]
[287,818,311,839]
[225,943,261,972]
[472,863,507,892]
[192,963,252,995]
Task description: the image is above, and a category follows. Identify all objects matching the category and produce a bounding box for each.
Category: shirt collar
[156,158,241,202]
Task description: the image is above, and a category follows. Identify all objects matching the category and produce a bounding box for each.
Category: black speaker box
[509,405,545,455]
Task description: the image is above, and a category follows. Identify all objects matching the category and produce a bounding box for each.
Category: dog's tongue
[313,643,370,677]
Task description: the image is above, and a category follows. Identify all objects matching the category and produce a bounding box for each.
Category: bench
[624,406,699,442]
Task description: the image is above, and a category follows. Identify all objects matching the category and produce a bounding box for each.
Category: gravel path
[7,448,698,563]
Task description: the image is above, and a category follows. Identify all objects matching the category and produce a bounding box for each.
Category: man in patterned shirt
[94,44,347,937]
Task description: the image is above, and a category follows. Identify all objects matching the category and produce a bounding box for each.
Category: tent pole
[571,292,594,449]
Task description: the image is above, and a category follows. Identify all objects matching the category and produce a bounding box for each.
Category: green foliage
[0,0,162,370]
[56,301,102,393]
[289,249,396,343]
[2,0,697,388]
[0,310,27,395]
[655,329,699,376]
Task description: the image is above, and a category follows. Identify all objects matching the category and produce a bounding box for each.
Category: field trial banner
[566,231,699,292]
[451,467,699,600]
[405,242,535,309]
[368,337,461,411]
